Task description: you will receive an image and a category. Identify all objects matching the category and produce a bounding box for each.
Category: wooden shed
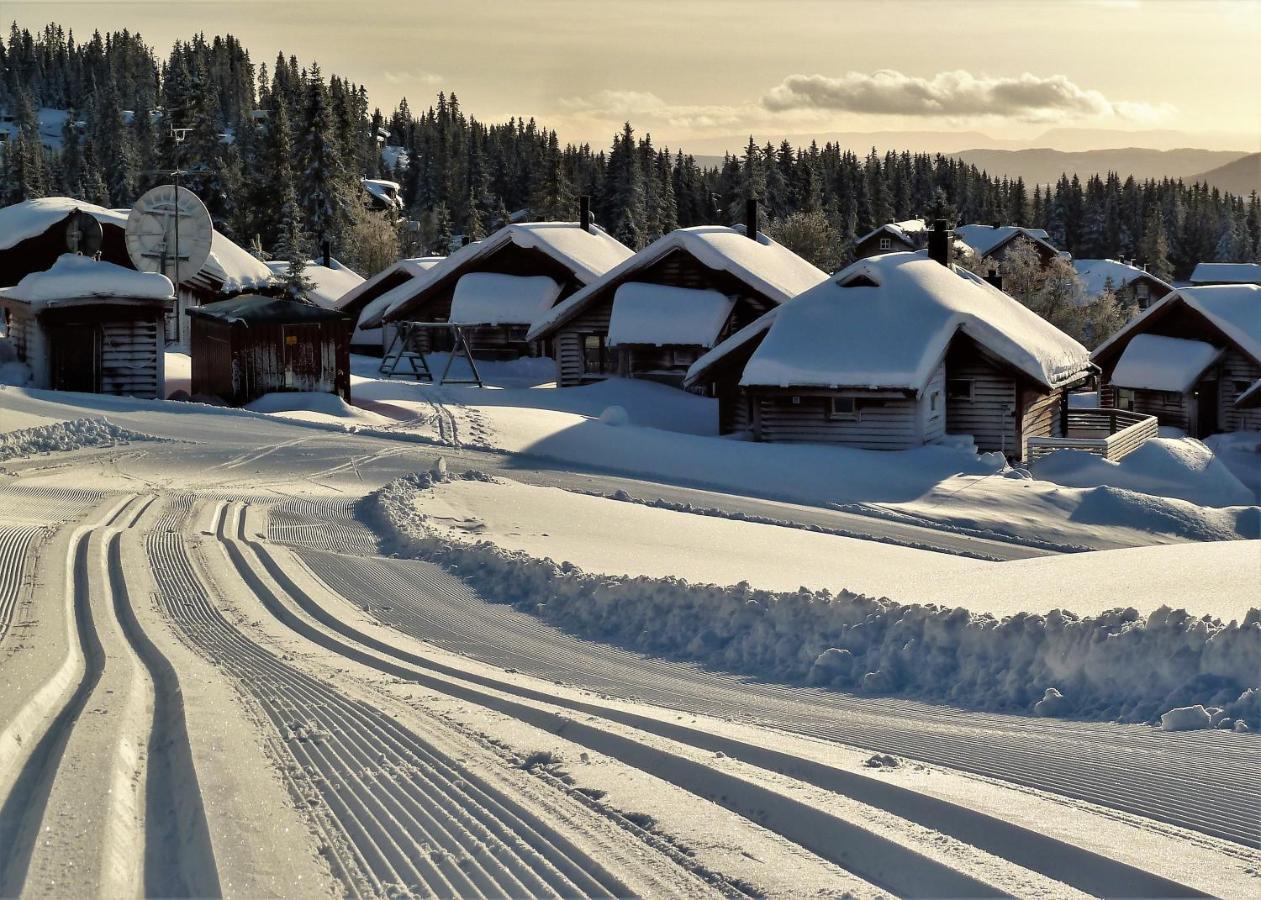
[368,213,632,360]
[527,216,827,389]
[0,254,170,398]
[1092,284,1261,437]
[954,224,1062,269]
[684,237,1095,460]
[187,295,352,406]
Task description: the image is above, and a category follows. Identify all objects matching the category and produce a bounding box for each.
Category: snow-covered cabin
[335,256,444,353]
[527,225,828,388]
[0,254,171,398]
[1093,284,1261,436]
[265,257,364,308]
[0,197,273,343]
[853,219,926,259]
[955,224,1063,268]
[368,219,633,360]
[1073,259,1173,311]
[684,246,1093,458]
[187,295,352,406]
[1189,262,1261,286]
[362,178,403,215]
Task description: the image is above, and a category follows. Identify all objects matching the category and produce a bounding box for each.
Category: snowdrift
[0,417,167,460]
[366,472,1261,729]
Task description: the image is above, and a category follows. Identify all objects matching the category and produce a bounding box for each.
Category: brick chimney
[745,198,759,240]
[928,218,953,267]
[579,195,591,231]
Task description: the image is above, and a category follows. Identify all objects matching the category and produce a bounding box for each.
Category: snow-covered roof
[362,178,403,210]
[448,272,561,326]
[1094,284,1261,368]
[372,222,632,327]
[335,256,442,313]
[1110,334,1224,393]
[265,257,364,308]
[692,251,1091,393]
[607,283,735,348]
[955,224,1055,258]
[528,225,827,342]
[0,197,273,294]
[1189,262,1261,285]
[7,253,172,305]
[685,312,781,387]
[1074,259,1172,299]
[347,258,445,327]
[856,220,924,248]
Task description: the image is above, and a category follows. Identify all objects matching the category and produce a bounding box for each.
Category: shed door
[50,323,101,393]
[1195,380,1218,438]
[281,324,325,391]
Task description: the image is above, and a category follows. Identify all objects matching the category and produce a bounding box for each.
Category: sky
[9,0,1261,153]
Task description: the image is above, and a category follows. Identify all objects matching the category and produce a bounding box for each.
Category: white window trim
[830,396,859,421]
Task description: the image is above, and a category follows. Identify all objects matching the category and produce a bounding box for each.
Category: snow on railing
[1026,408,1158,463]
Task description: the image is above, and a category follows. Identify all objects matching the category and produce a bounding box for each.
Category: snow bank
[366,472,1261,726]
[244,391,390,426]
[0,417,167,460]
[1031,438,1255,508]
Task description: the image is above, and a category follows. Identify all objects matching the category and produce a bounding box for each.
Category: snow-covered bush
[365,473,1261,728]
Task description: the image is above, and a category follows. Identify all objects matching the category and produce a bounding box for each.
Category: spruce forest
[2,22,1258,283]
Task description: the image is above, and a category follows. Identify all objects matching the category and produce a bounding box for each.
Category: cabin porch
[1025,408,1159,462]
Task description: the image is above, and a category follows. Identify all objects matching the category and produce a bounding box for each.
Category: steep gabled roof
[955,224,1058,259]
[854,220,924,249]
[527,225,827,342]
[266,257,363,308]
[372,222,632,327]
[1093,284,1261,369]
[335,256,444,318]
[1073,258,1172,299]
[686,251,1091,393]
[1189,262,1261,285]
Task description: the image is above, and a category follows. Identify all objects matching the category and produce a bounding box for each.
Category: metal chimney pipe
[928,218,952,267]
[321,239,332,268]
[745,198,759,240]
[579,195,591,231]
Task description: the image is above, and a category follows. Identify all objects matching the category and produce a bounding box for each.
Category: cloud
[383,69,443,87]
[559,89,748,130]
[761,70,1170,123]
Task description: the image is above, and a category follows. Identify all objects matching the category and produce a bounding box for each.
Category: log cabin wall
[751,388,923,448]
[99,317,163,398]
[944,343,1019,455]
[1218,349,1261,432]
[1019,386,1064,460]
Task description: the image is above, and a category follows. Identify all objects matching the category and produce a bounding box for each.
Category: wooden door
[281,324,324,391]
[50,323,101,393]
[1195,380,1218,437]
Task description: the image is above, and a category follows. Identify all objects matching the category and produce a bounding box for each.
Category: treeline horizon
[1,20,1258,281]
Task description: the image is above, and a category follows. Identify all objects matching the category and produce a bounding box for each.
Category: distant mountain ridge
[949,148,1251,188]
[1189,153,1261,196]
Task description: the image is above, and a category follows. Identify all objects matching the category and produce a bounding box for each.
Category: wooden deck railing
[1026,408,1159,462]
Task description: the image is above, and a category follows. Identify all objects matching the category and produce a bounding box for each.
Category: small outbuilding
[852,219,926,259]
[954,224,1063,269]
[527,215,828,388]
[0,253,171,397]
[684,234,1094,458]
[1092,283,1261,436]
[187,294,352,406]
[1073,259,1172,311]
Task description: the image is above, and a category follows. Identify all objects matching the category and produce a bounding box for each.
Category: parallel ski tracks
[271,508,1260,851]
[0,525,42,641]
[151,497,632,899]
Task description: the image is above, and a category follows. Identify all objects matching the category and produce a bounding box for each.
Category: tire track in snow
[0,495,141,894]
[253,541,1210,898]
[0,525,43,642]
[272,505,1260,851]
[153,498,636,899]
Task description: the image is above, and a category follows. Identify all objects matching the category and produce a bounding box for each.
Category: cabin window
[947,379,974,401]
[1115,388,1135,411]
[930,391,940,412]
[582,334,606,373]
[1162,391,1182,404]
[830,397,859,420]
[1234,380,1252,394]
[879,237,892,251]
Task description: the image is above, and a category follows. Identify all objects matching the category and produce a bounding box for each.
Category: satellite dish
[64,209,104,256]
[126,185,214,285]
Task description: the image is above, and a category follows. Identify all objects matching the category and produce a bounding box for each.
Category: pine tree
[1138,207,1173,282]
[273,182,314,300]
[603,122,646,248]
[298,63,348,257]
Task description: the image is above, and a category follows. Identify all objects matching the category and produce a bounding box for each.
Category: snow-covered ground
[406,473,1261,619]
[0,383,1256,897]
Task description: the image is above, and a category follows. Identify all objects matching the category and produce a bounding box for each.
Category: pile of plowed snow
[0,417,167,460]
[366,471,1260,730]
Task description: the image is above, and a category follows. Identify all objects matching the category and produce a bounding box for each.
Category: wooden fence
[1026,408,1159,462]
